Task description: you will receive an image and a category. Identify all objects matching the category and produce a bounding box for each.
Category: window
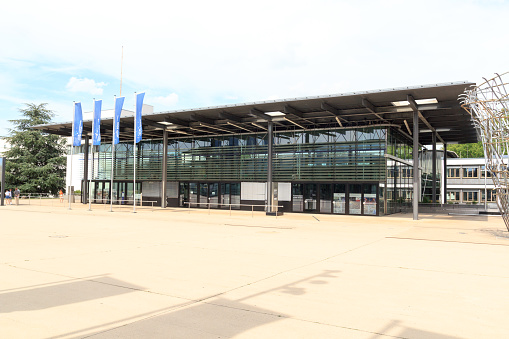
[481,166,492,178]
[447,191,460,202]
[463,167,479,178]
[401,168,413,178]
[483,189,497,202]
[447,168,460,178]
[463,191,479,202]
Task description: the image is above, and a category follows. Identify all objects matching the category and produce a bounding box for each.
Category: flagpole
[133,92,137,213]
[89,143,93,211]
[89,99,94,211]
[69,101,75,210]
[110,96,116,212]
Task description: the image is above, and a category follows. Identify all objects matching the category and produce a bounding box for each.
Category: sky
[1,0,508,136]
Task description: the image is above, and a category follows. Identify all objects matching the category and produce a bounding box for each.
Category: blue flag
[135,92,145,143]
[93,99,102,145]
[73,102,83,146]
[113,96,125,145]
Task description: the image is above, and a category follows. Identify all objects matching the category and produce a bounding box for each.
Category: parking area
[1,200,509,338]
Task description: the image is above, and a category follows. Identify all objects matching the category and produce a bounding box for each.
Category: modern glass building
[35,81,479,218]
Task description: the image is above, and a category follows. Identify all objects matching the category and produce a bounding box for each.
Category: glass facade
[79,126,429,216]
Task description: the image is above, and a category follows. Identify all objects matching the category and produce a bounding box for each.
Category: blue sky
[1,0,509,136]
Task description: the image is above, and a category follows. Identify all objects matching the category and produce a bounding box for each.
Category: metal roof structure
[33,81,478,144]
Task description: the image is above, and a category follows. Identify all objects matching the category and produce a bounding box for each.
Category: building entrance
[292,183,378,216]
[180,182,240,209]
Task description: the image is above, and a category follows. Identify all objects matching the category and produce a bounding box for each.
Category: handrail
[88,198,158,211]
[183,201,283,218]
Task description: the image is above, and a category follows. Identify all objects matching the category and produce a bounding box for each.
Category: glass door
[220,183,230,209]
[349,184,362,215]
[189,183,198,207]
[333,184,346,214]
[363,184,378,215]
[199,183,209,208]
[319,184,332,213]
[292,183,303,212]
[103,182,110,203]
[303,184,317,212]
[231,183,240,209]
[179,182,189,207]
[209,183,219,208]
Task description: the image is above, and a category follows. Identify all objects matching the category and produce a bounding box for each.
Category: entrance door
[363,184,378,216]
[231,183,240,209]
[220,183,230,209]
[303,184,318,212]
[189,183,198,207]
[333,183,347,214]
[179,182,189,207]
[209,183,219,208]
[319,184,332,213]
[292,183,303,212]
[349,184,362,215]
[199,183,209,208]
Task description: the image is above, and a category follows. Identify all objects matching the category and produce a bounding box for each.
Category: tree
[4,103,67,194]
[447,142,485,158]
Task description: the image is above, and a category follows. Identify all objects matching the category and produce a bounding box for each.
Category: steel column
[267,121,273,213]
[432,132,437,203]
[413,109,419,220]
[161,130,168,208]
[443,143,447,204]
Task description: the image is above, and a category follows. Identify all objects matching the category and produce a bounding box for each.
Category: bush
[74,190,81,195]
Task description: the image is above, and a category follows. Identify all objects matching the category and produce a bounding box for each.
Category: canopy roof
[33,81,478,144]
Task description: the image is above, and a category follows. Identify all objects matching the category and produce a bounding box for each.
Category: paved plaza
[1,200,509,338]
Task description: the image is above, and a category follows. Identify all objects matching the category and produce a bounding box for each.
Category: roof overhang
[33,81,478,144]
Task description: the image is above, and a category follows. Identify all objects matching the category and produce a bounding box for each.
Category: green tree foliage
[447,142,485,158]
[4,103,67,194]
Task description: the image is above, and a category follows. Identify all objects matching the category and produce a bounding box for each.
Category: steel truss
[462,72,509,230]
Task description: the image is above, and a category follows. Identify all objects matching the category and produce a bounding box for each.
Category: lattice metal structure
[461,72,509,230]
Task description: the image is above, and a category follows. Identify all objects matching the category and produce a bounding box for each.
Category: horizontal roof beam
[249,108,271,121]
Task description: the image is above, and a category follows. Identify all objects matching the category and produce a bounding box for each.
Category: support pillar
[443,143,448,204]
[83,136,89,204]
[161,130,168,208]
[432,132,437,204]
[413,109,419,220]
[266,121,273,214]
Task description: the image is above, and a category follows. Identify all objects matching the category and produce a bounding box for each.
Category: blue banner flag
[73,102,83,146]
[135,92,145,143]
[93,99,102,145]
[113,96,125,145]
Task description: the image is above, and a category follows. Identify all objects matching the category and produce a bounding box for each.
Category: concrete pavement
[1,200,508,338]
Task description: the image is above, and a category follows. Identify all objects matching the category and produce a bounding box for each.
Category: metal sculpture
[461,72,509,230]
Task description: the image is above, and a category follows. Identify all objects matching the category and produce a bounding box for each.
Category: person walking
[14,187,20,205]
[59,189,64,203]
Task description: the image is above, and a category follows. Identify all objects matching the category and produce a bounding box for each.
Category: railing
[88,198,158,211]
[183,201,283,218]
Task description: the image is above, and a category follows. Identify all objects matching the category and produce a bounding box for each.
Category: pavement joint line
[198,300,408,339]
[337,261,509,279]
[223,223,293,229]
[386,236,509,246]
[4,263,198,302]
[1,242,173,266]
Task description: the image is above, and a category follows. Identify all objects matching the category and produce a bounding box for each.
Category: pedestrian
[5,189,11,205]
[14,187,20,206]
[59,189,64,203]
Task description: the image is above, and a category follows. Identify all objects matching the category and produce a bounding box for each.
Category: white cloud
[66,77,106,95]
[152,93,179,108]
